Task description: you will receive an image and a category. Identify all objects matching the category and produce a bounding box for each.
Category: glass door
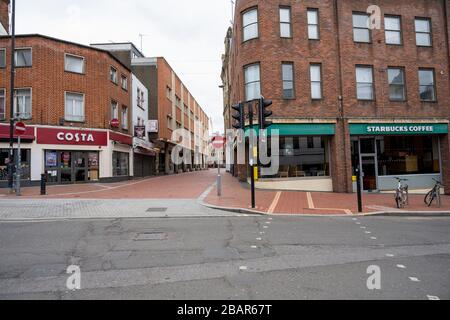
[73,152,87,183]
[358,138,379,192]
[60,151,72,184]
[361,155,378,191]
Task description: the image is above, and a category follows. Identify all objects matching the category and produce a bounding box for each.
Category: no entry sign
[212,136,225,149]
[14,122,27,136]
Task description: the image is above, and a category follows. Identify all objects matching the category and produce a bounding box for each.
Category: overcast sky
[15,0,233,133]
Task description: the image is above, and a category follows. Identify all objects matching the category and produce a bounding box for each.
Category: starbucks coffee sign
[350,123,448,135]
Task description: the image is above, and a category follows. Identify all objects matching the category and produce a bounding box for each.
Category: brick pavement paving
[1,169,449,216]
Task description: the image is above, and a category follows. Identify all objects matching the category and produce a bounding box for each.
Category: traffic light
[259,97,273,130]
[231,102,245,130]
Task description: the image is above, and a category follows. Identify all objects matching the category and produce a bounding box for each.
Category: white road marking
[260,232,265,235]
[267,192,282,214]
[386,254,395,257]
[263,226,269,229]
[239,266,248,271]
[352,218,358,221]
[360,226,367,229]
[251,246,258,249]
[365,231,372,234]
[256,238,262,241]
[397,264,406,269]
[427,295,440,300]
[356,222,361,225]
[409,277,420,282]
[306,192,315,209]
[370,237,377,240]
[265,222,271,225]
[268,218,273,221]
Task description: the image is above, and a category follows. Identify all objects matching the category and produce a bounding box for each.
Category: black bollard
[40,173,47,196]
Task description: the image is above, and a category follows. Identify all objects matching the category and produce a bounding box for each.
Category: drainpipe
[334,0,350,193]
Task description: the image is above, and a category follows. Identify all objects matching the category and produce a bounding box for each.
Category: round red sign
[212,136,225,149]
[14,122,27,136]
[110,119,120,128]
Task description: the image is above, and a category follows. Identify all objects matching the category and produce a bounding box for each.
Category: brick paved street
[1,169,449,217]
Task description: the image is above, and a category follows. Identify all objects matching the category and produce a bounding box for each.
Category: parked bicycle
[424,179,444,207]
[394,177,409,209]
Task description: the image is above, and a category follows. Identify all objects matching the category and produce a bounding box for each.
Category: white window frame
[0,88,5,120]
[242,8,259,42]
[110,66,118,84]
[387,67,406,101]
[64,53,85,74]
[418,68,436,102]
[356,66,374,101]
[13,88,32,119]
[64,91,85,122]
[352,13,371,43]
[14,47,33,67]
[384,15,402,45]
[415,18,432,47]
[279,7,292,38]
[111,100,118,120]
[121,106,128,130]
[0,48,6,69]
[121,75,128,90]
[310,64,323,100]
[307,9,320,40]
[282,62,295,99]
[244,63,261,102]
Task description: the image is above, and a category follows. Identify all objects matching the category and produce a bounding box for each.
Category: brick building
[0,34,134,186]
[91,44,211,175]
[222,0,450,194]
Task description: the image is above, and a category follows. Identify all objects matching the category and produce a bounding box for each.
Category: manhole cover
[146,207,168,213]
[134,232,167,241]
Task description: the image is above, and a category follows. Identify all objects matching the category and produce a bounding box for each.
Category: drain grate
[134,232,167,241]
[146,207,168,213]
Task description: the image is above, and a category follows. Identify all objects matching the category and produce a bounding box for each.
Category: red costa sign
[37,128,108,146]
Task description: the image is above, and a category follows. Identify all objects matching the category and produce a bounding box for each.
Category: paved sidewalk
[204,172,450,216]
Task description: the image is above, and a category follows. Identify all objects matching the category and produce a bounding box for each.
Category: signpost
[212,135,225,197]
[14,121,26,196]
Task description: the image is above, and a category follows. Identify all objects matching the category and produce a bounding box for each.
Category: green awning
[245,123,335,136]
[349,123,448,135]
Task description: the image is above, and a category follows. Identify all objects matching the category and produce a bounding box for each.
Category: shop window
[0,148,31,181]
[377,136,440,176]
[113,151,129,177]
[261,136,330,178]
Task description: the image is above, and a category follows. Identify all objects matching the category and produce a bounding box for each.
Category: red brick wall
[0,0,9,34]
[0,35,131,133]
[229,0,450,193]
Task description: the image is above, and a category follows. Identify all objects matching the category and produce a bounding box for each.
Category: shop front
[248,123,336,192]
[0,124,35,186]
[350,123,448,192]
[36,127,108,185]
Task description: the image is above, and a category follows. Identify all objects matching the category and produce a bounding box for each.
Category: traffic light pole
[248,102,256,209]
[8,0,16,192]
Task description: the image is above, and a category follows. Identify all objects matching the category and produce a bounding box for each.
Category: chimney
[0,0,10,35]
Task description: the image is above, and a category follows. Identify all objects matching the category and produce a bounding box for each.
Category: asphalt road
[0,214,449,300]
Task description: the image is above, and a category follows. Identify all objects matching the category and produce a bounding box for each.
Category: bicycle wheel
[425,190,435,207]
